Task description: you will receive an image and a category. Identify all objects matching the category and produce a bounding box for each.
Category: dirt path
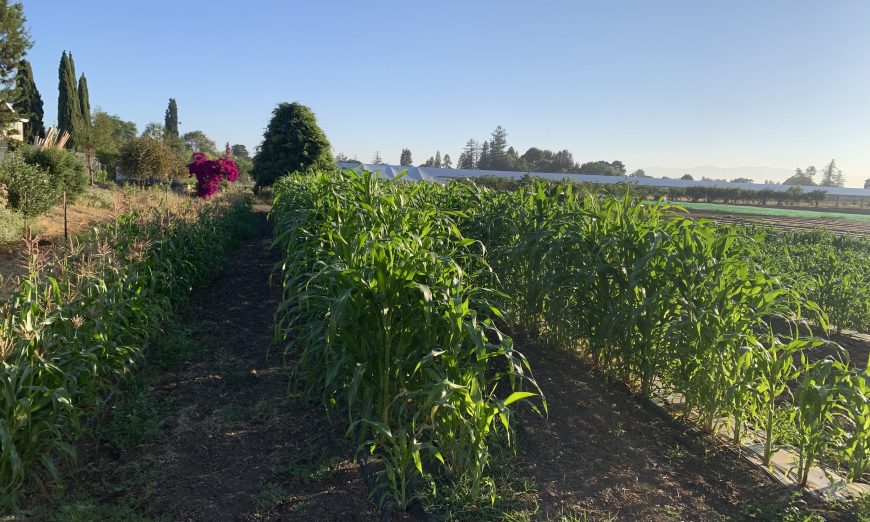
[514,339,853,522]
[57,211,379,521]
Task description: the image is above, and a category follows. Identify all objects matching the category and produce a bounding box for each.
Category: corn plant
[842,367,870,482]
[272,169,542,509]
[792,357,850,487]
[0,195,256,507]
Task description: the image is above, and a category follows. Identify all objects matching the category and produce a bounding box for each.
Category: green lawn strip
[675,201,870,222]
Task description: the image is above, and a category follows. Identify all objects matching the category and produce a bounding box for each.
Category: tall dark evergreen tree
[57,51,82,148]
[457,139,479,169]
[399,148,412,166]
[164,98,179,138]
[478,141,491,169]
[0,1,32,131]
[442,153,452,169]
[12,58,43,141]
[78,73,91,134]
[488,126,508,169]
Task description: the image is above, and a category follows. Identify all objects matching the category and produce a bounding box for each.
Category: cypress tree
[13,58,44,141]
[57,51,81,148]
[164,98,178,137]
[78,73,90,128]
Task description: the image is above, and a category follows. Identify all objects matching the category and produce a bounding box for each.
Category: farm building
[0,101,29,143]
[339,162,870,208]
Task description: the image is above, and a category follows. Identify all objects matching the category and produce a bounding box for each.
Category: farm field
[5,169,870,521]
[677,202,870,222]
[677,202,870,235]
[17,205,857,522]
[267,169,870,519]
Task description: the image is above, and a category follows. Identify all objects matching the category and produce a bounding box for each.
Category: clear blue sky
[18,0,870,186]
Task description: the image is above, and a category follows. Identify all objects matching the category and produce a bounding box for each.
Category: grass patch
[273,444,342,484]
[148,322,204,371]
[423,438,538,521]
[676,201,870,222]
[24,464,167,522]
[99,380,169,452]
[252,482,287,512]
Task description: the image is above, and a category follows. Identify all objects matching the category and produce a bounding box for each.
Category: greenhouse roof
[337,163,870,197]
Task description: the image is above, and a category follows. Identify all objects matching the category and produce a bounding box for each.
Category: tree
[630,169,646,177]
[577,160,625,176]
[865,178,870,189]
[164,98,179,138]
[141,122,165,139]
[681,174,694,181]
[443,153,452,169]
[251,101,333,188]
[231,144,249,159]
[478,141,491,169]
[611,160,627,175]
[182,130,216,154]
[90,109,136,167]
[57,51,82,148]
[820,159,844,187]
[784,167,816,186]
[434,150,442,168]
[118,136,184,184]
[552,150,575,173]
[77,74,91,145]
[805,166,817,181]
[457,139,479,169]
[731,177,753,183]
[488,126,508,169]
[12,58,42,141]
[372,150,383,164]
[399,148,412,166]
[808,190,827,207]
[22,146,88,197]
[0,1,31,132]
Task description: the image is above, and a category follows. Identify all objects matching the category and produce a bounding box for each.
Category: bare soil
[512,337,856,521]
[685,208,870,235]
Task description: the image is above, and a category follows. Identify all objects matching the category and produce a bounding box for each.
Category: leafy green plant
[272,169,543,509]
[792,357,849,487]
[0,194,257,507]
[21,146,88,199]
[0,154,59,217]
[0,208,23,245]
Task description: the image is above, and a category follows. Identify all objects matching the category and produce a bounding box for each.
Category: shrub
[187,150,239,198]
[21,146,88,198]
[0,154,59,217]
[118,136,185,184]
[0,208,24,244]
[252,102,333,188]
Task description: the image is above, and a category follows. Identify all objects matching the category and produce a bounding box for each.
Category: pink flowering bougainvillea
[187,145,240,198]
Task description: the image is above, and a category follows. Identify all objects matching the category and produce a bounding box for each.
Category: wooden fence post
[63,191,69,244]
